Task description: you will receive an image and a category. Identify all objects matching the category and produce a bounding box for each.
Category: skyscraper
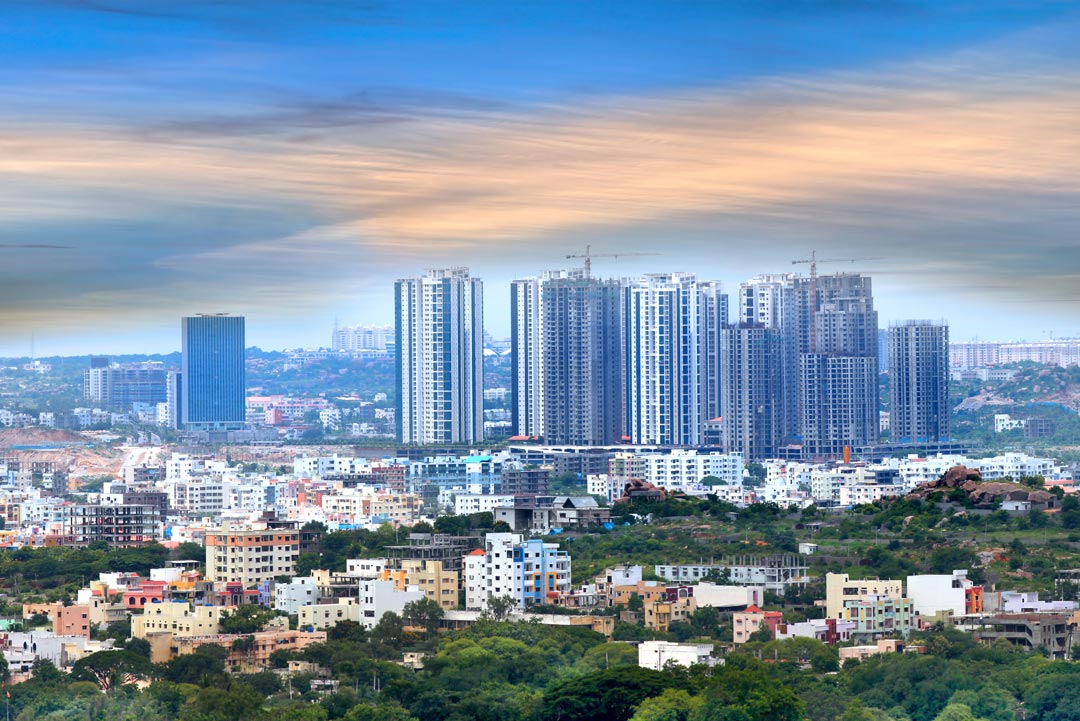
[180,314,246,430]
[623,273,726,446]
[396,268,483,445]
[511,269,623,445]
[739,274,798,441]
[796,274,879,457]
[720,324,782,460]
[889,320,950,444]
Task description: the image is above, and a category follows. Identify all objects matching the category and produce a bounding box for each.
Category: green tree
[219,605,279,634]
[540,666,691,721]
[402,597,444,639]
[630,689,703,721]
[70,650,152,692]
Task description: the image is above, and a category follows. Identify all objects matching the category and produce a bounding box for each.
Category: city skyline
[3,2,1080,355]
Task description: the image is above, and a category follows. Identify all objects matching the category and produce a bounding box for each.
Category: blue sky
[2,1,1080,354]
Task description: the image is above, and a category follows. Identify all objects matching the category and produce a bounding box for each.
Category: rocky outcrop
[905,464,1056,509]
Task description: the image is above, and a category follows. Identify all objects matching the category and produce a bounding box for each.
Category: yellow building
[381,560,460,610]
[131,602,221,639]
[825,573,904,619]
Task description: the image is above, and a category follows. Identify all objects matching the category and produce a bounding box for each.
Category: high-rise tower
[623,273,726,446]
[180,314,246,431]
[395,268,483,445]
[512,269,623,445]
[720,323,782,460]
[889,320,950,444]
[796,274,879,458]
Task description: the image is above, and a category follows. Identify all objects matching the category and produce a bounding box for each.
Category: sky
[2,0,1080,356]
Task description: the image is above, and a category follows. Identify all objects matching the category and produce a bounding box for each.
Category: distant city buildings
[331,324,394,354]
[181,314,246,431]
[395,268,483,445]
[83,360,168,410]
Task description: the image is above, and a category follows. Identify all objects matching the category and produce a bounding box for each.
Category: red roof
[467,549,487,556]
[744,604,764,613]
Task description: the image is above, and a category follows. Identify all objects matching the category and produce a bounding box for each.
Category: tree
[71,650,152,692]
[482,595,517,622]
[219,604,279,634]
[402,597,444,639]
[631,689,703,721]
[370,611,405,660]
[541,667,691,721]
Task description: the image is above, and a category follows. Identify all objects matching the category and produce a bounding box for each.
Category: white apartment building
[453,494,515,516]
[907,570,974,619]
[357,578,424,628]
[465,533,519,611]
[275,576,319,615]
[633,450,743,492]
[293,455,374,478]
[299,599,361,630]
[655,558,808,595]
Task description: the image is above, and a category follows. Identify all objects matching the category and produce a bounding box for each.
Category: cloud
[3,45,1080,346]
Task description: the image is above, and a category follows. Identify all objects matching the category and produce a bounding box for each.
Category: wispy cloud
[2,41,1080,345]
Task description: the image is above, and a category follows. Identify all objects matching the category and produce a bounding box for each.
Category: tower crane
[566,245,659,278]
[791,251,878,352]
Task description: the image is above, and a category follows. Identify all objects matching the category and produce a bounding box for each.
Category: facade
[463,533,571,611]
[733,605,784,644]
[84,362,168,410]
[500,463,551,496]
[274,576,319,615]
[181,314,246,431]
[889,321,950,444]
[961,613,1076,659]
[825,573,904,619]
[382,559,460,610]
[511,270,623,445]
[638,641,716,670]
[623,273,726,446]
[205,525,300,585]
[720,324,783,460]
[655,556,809,595]
[62,504,161,546]
[840,596,916,640]
[132,602,222,640]
[395,268,483,444]
[906,570,976,619]
[796,274,879,458]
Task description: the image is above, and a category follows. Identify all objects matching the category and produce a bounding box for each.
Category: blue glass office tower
[181,314,246,430]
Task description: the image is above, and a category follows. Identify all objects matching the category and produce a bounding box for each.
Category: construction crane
[791,251,878,353]
[566,245,659,278]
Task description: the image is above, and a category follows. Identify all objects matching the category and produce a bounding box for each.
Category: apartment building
[205,523,300,585]
[825,573,904,619]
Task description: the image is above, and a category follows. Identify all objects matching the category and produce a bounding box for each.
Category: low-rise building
[275,576,319,615]
[907,570,980,619]
[960,613,1076,659]
[299,599,361,630]
[638,641,716,670]
[131,601,222,639]
[840,595,916,640]
[825,573,904,619]
[656,556,808,596]
[733,605,783,644]
[839,639,908,664]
